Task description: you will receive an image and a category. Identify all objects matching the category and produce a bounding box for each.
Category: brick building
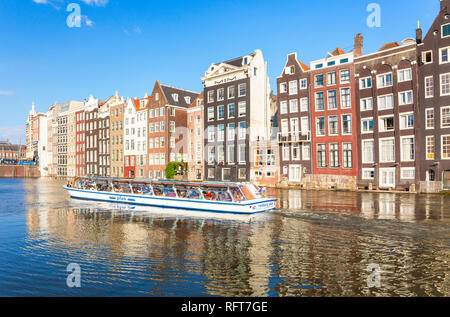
[187,92,205,181]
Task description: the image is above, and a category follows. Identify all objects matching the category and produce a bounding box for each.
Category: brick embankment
[0,166,41,178]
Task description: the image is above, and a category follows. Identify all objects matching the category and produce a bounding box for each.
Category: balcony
[278,131,311,143]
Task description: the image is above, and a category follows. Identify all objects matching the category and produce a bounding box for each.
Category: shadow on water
[0,178,448,296]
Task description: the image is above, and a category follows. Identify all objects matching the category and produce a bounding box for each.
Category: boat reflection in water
[15,179,450,296]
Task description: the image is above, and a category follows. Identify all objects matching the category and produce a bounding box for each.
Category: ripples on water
[0,178,448,297]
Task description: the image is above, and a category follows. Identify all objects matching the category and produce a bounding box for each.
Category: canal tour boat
[63,177,277,214]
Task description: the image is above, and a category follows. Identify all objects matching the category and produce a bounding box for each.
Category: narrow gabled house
[85,95,100,177]
[133,94,150,179]
[201,49,271,182]
[66,101,85,178]
[277,52,312,185]
[75,107,86,177]
[148,80,198,179]
[310,39,359,190]
[187,92,205,181]
[355,37,419,191]
[110,95,125,178]
[417,0,450,191]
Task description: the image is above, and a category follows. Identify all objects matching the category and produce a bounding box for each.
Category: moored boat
[63,177,277,214]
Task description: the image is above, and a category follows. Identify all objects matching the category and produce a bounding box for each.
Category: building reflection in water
[22,179,450,296]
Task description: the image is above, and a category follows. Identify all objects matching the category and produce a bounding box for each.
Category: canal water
[0,178,448,296]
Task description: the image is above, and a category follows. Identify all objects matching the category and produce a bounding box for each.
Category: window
[217,145,225,163]
[343,143,353,168]
[238,145,246,164]
[282,144,289,161]
[292,143,300,161]
[228,123,235,141]
[289,80,298,95]
[217,124,225,141]
[401,168,415,180]
[425,76,434,98]
[289,99,298,113]
[316,117,325,136]
[315,92,324,111]
[300,79,307,90]
[227,103,235,119]
[426,136,435,160]
[327,72,336,85]
[399,91,413,105]
[442,106,450,128]
[441,73,450,95]
[398,69,412,82]
[362,168,375,180]
[208,147,215,164]
[342,115,352,134]
[443,23,450,38]
[362,140,374,163]
[217,88,225,101]
[170,137,175,148]
[401,136,415,161]
[379,116,394,132]
[238,168,246,179]
[443,135,450,159]
[302,143,310,160]
[238,122,246,140]
[329,143,339,168]
[208,126,215,142]
[378,94,394,110]
[380,138,395,162]
[217,105,225,120]
[207,90,214,103]
[400,113,414,129]
[238,101,246,117]
[440,47,450,63]
[208,107,215,121]
[422,51,432,64]
[169,121,175,132]
[327,90,337,109]
[228,145,235,163]
[280,83,287,93]
[341,88,351,108]
[328,116,339,135]
[340,69,350,83]
[360,77,372,89]
[317,144,326,168]
[377,73,393,88]
[315,74,324,88]
[238,83,247,97]
[360,98,373,111]
[300,98,308,112]
[280,101,288,114]
[361,118,374,133]
[426,108,435,129]
[228,86,235,99]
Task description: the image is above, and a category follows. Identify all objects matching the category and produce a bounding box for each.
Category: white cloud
[80,0,109,6]
[32,0,49,3]
[0,91,14,96]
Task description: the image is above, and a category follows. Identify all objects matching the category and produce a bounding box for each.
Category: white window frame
[376,72,393,88]
[362,168,375,180]
[400,167,416,180]
[299,79,308,90]
[361,118,374,134]
[400,135,415,162]
[422,51,433,65]
[441,106,450,128]
[377,94,394,111]
[362,139,374,164]
[426,108,435,130]
[379,137,395,163]
[341,114,352,135]
[399,112,414,130]
[360,97,373,112]
[379,115,395,132]
[398,90,413,106]
[289,80,298,95]
[439,47,450,65]
[397,68,412,83]
[442,23,450,38]
[359,77,372,89]
[280,83,287,94]
[426,135,435,160]
[442,135,450,160]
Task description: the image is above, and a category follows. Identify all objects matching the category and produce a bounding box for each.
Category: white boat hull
[64,186,277,214]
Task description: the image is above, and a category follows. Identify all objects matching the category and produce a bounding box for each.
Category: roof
[0,143,24,151]
[298,60,310,71]
[379,42,400,51]
[215,52,255,67]
[133,96,151,111]
[330,48,345,56]
[160,84,199,108]
[188,91,204,109]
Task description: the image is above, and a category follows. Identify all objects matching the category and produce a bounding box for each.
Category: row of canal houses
[26,0,450,192]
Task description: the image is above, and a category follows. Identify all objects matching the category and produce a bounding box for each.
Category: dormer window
[243,57,248,65]
[140,100,146,107]
[197,99,202,106]
[185,96,191,104]
[155,93,159,101]
[172,94,178,102]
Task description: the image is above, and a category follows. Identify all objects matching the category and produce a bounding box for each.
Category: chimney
[354,33,363,58]
[416,20,422,44]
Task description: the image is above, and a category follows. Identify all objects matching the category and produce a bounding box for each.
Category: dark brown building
[417,0,450,191]
[277,52,312,184]
[355,39,419,190]
[85,96,99,176]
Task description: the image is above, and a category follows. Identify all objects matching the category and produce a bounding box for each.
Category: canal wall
[0,166,41,178]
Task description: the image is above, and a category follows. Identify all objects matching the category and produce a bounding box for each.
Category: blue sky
[0,0,438,143]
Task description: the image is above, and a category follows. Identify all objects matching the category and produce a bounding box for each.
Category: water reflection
[3,179,449,296]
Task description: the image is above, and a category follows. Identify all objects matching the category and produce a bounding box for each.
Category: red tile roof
[378,42,400,51]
